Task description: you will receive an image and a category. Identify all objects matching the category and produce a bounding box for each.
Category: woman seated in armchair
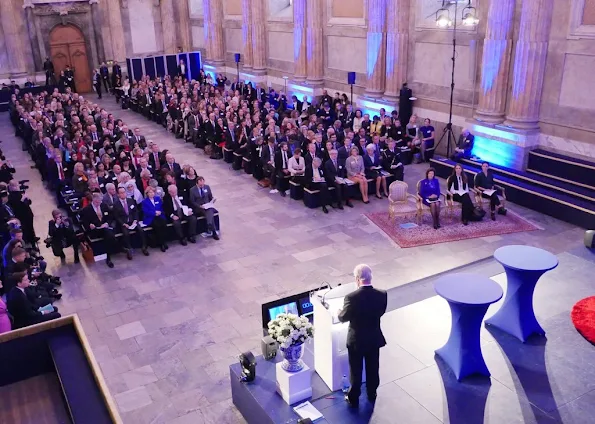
[345,146,369,203]
[475,162,507,221]
[419,167,442,229]
[447,164,474,226]
[363,144,388,199]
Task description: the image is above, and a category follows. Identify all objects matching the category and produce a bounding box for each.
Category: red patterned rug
[365,209,541,248]
[571,297,595,344]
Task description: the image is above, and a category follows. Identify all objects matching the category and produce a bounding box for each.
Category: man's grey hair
[92,192,103,201]
[313,157,322,167]
[353,264,372,284]
[105,182,115,191]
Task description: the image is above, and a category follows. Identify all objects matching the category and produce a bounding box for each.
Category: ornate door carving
[49,24,92,93]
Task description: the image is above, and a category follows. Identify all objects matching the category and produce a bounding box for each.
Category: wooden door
[49,24,92,93]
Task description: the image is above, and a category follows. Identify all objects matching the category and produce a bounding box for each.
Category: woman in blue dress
[419,118,435,162]
[419,167,442,229]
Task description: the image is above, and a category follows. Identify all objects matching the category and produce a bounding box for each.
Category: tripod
[434,0,460,160]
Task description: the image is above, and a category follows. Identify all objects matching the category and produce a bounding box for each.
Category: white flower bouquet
[267,313,314,350]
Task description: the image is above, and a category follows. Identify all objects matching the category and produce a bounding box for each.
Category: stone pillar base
[468,120,540,171]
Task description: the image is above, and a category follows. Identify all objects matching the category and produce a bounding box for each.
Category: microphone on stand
[311,281,333,309]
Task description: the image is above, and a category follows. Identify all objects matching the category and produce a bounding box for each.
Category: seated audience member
[261,137,277,194]
[288,148,306,186]
[324,149,353,209]
[81,192,116,268]
[475,162,507,220]
[141,186,169,252]
[0,288,10,333]
[163,184,197,245]
[162,153,182,179]
[306,157,330,214]
[149,178,165,198]
[452,128,475,161]
[419,168,442,229]
[274,142,291,197]
[447,164,474,226]
[363,144,388,199]
[5,248,60,304]
[189,177,219,240]
[113,187,149,257]
[345,146,369,203]
[47,209,80,264]
[6,271,61,329]
[382,139,404,181]
[419,118,435,161]
[102,182,117,208]
[71,162,88,195]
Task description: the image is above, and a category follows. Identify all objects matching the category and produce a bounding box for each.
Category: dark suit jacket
[6,287,44,329]
[162,162,182,179]
[113,197,139,226]
[189,185,213,211]
[261,143,276,166]
[163,193,191,221]
[338,286,387,350]
[80,203,113,230]
[324,159,346,182]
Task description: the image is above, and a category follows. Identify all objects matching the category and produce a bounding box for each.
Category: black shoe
[52,293,63,300]
[106,259,114,268]
[322,206,329,214]
[491,212,496,221]
[344,395,358,408]
[51,278,62,286]
[280,190,286,197]
[346,201,354,208]
[188,236,196,244]
[180,238,187,246]
[363,200,370,204]
[434,224,438,230]
[498,207,507,216]
[437,223,441,229]
[164,244,169,250]
[160,245,167,252]
[463,220,469,226]
[212,231,220,240]
[375,194,382,199]
[142,248,150,256]
[337,204,344,210]
[126,250,133,260]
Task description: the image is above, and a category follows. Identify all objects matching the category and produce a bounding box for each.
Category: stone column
[505,0,554,129]
[293,0,307,81]
[384,0,409,101]
[365,0,387,98]
[1,0,27,77]
[306,0,324,85]
[175,0,192,51]
[241,0,253,70]
[107,0,126,61]
[23,1,42,72]
[474,0,516,124]
[160,0,177,53]
[89,0,105,64]
[203,0,225,66]
[251,0,267,74]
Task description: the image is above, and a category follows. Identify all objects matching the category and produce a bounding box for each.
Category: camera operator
[7,180,37,247]
[3,248,60,303]
[47,209,80,264]
[0,189,20,246]
[0,157,16,184]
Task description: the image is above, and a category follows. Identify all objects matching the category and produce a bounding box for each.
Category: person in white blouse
[446,163,475,225]
[352,109,364,134]
[288,148,306,185]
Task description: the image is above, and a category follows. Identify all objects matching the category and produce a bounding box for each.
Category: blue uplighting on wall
[481,42,505,93]
[471,136,517,168]
[294,28,303,62]
[367,33,383,77]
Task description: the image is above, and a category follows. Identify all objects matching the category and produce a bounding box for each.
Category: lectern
[312,283,365,391]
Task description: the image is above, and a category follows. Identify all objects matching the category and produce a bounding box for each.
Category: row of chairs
[388,175,507,224]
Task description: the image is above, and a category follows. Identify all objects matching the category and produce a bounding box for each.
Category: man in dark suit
[162,154,182,180]
[99,62,111,92]
[113,187,148,258]
[203,113,219,146]
[338,264,388,407]
[6,271,60,329]
[148,144,163,172]
[163,184,197,245]
[177,59,188,79]
[80,193,116,267]
[260,137,277,192]
[111,61,122,90]
[43,57,55,86]
[189,177,219,240]
[452,128,475,161]
[325,149,353,209]
[130,127,147,149]
[274,142,291,197]
[382,139,404,181]
[47,209,79,264]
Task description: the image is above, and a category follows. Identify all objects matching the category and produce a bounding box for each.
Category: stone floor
[0,94,587,423]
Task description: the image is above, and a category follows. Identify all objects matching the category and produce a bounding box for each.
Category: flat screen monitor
[268,302,298,321]
[299,297,313,316]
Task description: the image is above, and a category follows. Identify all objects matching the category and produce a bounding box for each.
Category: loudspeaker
[234,53,241,63]
[261,335,278,360]
[585,230,595,248]
[347,72,356,85]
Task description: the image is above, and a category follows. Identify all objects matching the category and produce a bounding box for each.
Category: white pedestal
[276,363,313,405]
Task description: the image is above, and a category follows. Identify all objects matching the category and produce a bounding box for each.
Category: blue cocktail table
[485,245,558,342]
[435,273,503,381]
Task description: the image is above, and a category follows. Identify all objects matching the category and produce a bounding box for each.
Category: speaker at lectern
[312,283,365,391]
